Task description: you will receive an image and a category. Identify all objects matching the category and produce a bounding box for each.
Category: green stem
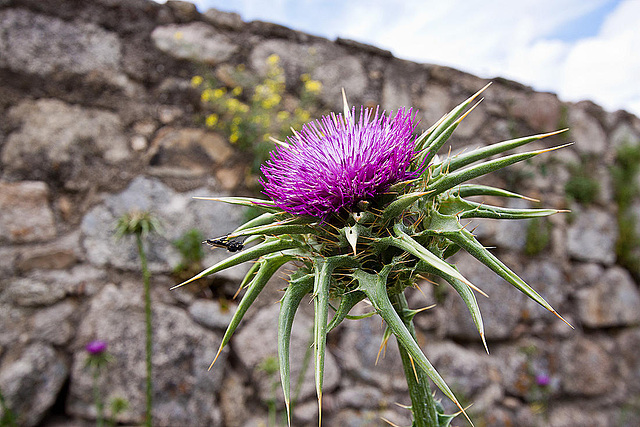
[136,234,153,427]
[389,292,438,427]
[92,367,104,427]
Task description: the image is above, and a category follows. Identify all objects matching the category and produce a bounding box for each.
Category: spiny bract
[173,85,571,426]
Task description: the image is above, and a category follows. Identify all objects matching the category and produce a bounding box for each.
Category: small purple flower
[535,373,551,387]
[261,107,419,218]
[86,340,108,355]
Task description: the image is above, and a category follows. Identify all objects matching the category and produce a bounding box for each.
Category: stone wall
[1,0,640,426]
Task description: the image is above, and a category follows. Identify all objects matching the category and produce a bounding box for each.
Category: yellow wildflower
[213,88,226,99]
[205,114,218,128]
[191,75,204,88]
[300,73,310,82]
[230,133,239,143]
[267,54,280,65]
[236,64,246,72]
[232,86,243,96]
[304,80,322,94]
[201,89,214,102]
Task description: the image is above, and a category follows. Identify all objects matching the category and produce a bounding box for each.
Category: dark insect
[203,236,244,252]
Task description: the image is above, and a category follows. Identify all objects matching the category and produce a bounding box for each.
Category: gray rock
[510,92,562,132]
[4,266,107,307]
[5,277,67,307]
[234,304,341,404]
[444,251,525,341]
[610,121,640,149]
[548,404,610,427]
[521,260,567,322]
[417,84,452,128]
[250,39,367,109]
[567,208,617,265]
[0,343,69,427]
[31,300,78,345]
[335,385,385,410]
[577,266,640,328]
[218,370,249,427]
[148,127,234,172]
[203,8,245,31]
[559,337,615,396]
[493,200,532,252]
[0,181,56,243]
[81,176,249,281]
[617,328,640,394]
[3,99,129,176]
[427,341,498,409]
[188,299,236,330]
[568,106,607,155]
[151,22,238,64]
[67,282,226,426]
[0,9,121,76]
[312,55,368,111]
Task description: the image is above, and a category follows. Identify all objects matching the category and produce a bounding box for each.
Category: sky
[163,0,640,117]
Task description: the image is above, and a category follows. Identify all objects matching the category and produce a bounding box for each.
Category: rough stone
[548,404,610,427]
[0,343,69,427]
[80,176,249,281]
[312,55,368,110]
[0,9,121,76]
[511,92,562,132]
[3,99,129,177]
[67,282,226,426]
[617,328,640,394]
[559,337,615,396]
[444,251,525,340]
[218,370,248,427]
[493,200,531,252]
[31,300,78,345]
[335,385,385,410]
[568,106,607,154]
[151,22,238,64]
[203,8,245,31]
[234,304,341,404]
[427,341,498,409]
[188,299,236,330]
[577,266,640,328]
[148,127,234,172]
[567,208,617,265]
[520,260,567,322]
[0,181,56,243]
[610,121,640,149]
[417,84,451,127]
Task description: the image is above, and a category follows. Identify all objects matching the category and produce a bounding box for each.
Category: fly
[203,235,244,252]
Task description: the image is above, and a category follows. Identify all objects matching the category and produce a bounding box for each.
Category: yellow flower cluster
[191,54,323,174]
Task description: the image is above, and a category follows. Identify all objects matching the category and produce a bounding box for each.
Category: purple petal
[261,107,419,218]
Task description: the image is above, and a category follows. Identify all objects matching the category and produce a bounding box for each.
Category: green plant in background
[192,54,324,175]
[0,387,17,427]
[257,356,282,426]
[564,156,600,205]
[173,86,572,426]
[525,217,552,256]
[85,341,112,427]
[107,397,129,427]
[115,211,160,427]
[172,228,206,278]
[612,141,640,277]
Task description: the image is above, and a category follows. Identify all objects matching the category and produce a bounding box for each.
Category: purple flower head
[86,340,108,355]
[535,373,551,387]
[261,107,419,218]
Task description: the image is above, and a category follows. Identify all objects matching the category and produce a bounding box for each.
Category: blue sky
[159,0,640,116]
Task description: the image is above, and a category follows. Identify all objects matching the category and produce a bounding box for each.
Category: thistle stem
[389,292,438,427]
[92,367,104,427]
[136,234,153,427]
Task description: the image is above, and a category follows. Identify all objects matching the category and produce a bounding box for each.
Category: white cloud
[558,0,640,114]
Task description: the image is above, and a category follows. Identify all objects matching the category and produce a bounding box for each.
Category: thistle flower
[175,85,572,427]
[261,107,419,218]
[86,340,108,355]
